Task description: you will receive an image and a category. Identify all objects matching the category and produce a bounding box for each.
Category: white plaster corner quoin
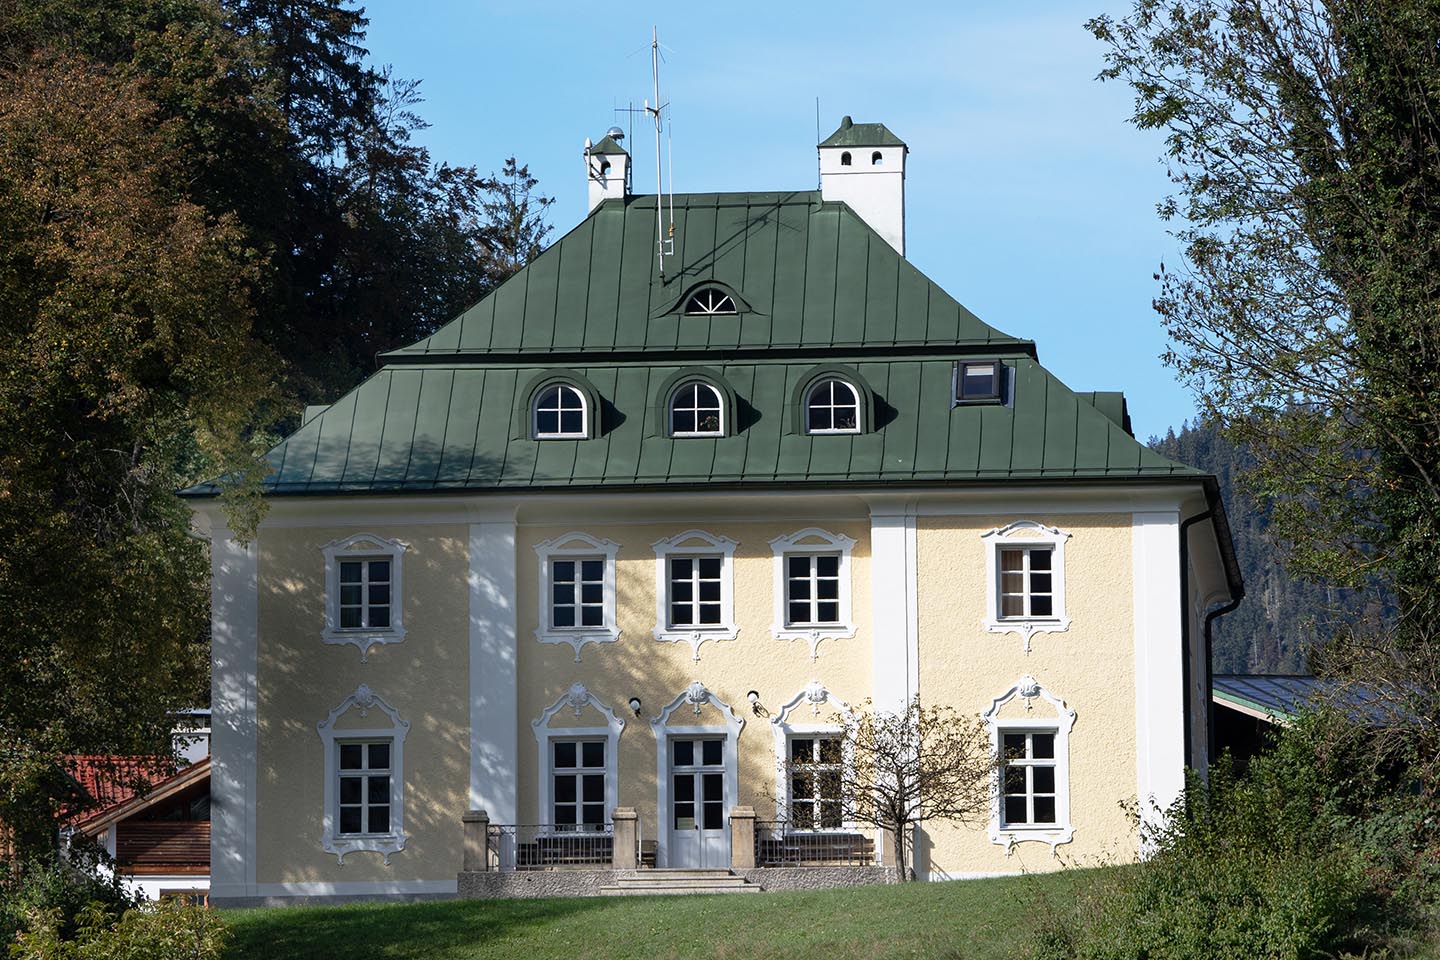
[320,533,409,661]
[980,520,1072,652]
[316,684,411,865]
[769,528,858,659]
[533,532,622,661]
[982,675,1077,854]
[651,530,739,660]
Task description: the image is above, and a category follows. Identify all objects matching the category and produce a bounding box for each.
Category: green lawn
[223,871,1086,960]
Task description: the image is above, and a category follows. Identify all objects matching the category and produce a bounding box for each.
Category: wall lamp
[628,697,642,717]
[747,690,763,716]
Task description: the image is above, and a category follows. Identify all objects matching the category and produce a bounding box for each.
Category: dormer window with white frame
[322,534,408,660]
[533,383,588,439]
[651,530,739,660]
[533,532,622,661]
[770,528,857,659]
[981,521,1072,652]
[684,288,737,315]
[804,379,862,435]
[669,381,725,437]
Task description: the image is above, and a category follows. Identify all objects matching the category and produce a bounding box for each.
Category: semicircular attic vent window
[684,288,737,316]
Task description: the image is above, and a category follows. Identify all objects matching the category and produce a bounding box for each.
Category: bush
[0,843,136,945]
[1022,715,1434,960]
[10,899,229,960]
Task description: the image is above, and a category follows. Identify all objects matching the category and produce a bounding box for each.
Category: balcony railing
[754,822,876,867]
[485,824,615,871]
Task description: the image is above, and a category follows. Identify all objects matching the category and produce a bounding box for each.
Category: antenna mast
[644,26,675,278]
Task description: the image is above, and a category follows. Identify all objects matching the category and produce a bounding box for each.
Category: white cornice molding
[316,684,411,865]
[980,521,1073,653]
[768,528,858,659]
[320,533,409,661]
[533,532,622,661]
[651,530,740,660]
[982,675,1077,854]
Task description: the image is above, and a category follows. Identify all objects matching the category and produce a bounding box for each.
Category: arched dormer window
[533,383,587,439]
[670,381,725,438]
[684,288,737,316]
[805,379,862,435]
[871,151,884,166]
[840,151,852,166]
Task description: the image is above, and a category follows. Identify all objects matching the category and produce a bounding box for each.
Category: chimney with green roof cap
[584,128,630,212]
[818,115,908,256]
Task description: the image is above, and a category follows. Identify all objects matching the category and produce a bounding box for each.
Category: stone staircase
[598,869,760,896]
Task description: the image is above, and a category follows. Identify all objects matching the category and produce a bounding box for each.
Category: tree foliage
[1091,0,1440,798]
[792,698,993,881]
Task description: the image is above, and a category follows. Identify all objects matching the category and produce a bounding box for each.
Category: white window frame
[531,683,624,834]
[652,530,739,660]
[317,684,410,864]
[982,675,1075,853]
[981,521,1072,652]
[532,383,588,440]
[321,534,409,661]
[769,682,857,833]
[803,379,863,435]
[649,682,745,868]
[770,528,857,659]
[684,288,737,315]
[668,381,726,438]
[533,533,621,661]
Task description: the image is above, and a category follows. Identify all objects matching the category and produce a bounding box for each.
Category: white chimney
[585,127,630,212]
[818,116,907,256]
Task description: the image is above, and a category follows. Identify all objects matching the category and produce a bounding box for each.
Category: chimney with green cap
[818,115,908,256]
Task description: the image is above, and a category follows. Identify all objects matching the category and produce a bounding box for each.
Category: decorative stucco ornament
[685,680,710,716]
[564,682,591,719]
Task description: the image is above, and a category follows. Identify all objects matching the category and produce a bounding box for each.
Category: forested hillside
[1152,421,1372,673]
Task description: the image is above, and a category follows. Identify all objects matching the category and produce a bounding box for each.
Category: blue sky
[362,0,1191,440]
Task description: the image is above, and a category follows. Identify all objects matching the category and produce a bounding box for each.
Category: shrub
[10,899,230,960]
[0,843,136,945]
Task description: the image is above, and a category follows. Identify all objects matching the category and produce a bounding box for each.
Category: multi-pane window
[998,546,1054,619]
[789,736,842,829]
[785,554,841,626]
[1000,731,1057,826]
[337,740,392,836]
[668,555,723,627]
[338,559,391,630]
[533,384,586,438]
[670,382,724,437]
[805,379,861,434]
[550,558,604,629]
[684,288,736,315]
[552,740,606,831]
[956,360,1002,401]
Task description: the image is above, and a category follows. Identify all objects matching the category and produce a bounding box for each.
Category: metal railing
[754,821,876,867]
[485,824,614,871]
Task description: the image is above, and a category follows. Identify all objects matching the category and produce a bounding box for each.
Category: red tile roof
[64,756,176,827]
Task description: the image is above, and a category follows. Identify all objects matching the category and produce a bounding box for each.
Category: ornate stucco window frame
[651,530,739,660]
[769,682,856,831]
[982,675,1076,854]
[316,684,410,865]
[650,682,745,868]
[321,533,409,661]
[531,683,625,832]
[981,520,1072,652]
[533,532,622,661]
[769,528,858,659]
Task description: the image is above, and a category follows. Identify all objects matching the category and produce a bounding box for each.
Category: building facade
[187,118,1242,904]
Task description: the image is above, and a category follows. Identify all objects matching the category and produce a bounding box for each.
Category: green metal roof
[588,135,628,156]
[384,192,1020,359]
[182,188,1211,497]
[819,116,906,149]
[1077,392,1133,437]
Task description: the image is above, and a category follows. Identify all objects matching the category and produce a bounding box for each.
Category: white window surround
[532,383,588,439]
[981,521,1072,652]
[650,682,745,868]
[668,381,726,438]
[770,528,858,659]
[317,684,410,865]
[982,675,1076,853]
[321,534,409,661]
[533,533,622,662]
[531,683,625,832]
[804,379,863,435]
[651,530,739,660]
[769,682,857,830]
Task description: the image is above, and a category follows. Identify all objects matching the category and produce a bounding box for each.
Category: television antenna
[646,27,676,278]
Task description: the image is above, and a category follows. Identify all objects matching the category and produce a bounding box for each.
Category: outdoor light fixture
[628,697,642,717]
[747,690,762,715]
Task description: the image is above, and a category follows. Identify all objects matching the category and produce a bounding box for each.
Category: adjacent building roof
[65,756,176,828]
[1212,674,1396,725]
[819,116,907,149]
[76,759,211,838]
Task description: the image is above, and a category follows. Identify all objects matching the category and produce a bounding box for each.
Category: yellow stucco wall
[914,514,1137,876]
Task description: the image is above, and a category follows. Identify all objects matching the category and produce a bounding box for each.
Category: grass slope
[224,871,1083,960]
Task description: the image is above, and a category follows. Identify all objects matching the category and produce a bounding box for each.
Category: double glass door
[669,736,729,868]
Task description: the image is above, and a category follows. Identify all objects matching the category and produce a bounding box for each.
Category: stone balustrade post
[462,809,490,872]
[879,825,898,869]
[611,807,638,869]
[729,805,756,870]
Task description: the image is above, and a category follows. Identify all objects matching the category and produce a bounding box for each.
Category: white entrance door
[668,736,730,868]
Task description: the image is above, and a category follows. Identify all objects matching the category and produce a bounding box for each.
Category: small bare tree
[781,697,994,881]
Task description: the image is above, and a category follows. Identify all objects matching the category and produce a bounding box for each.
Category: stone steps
[599,869,759,896]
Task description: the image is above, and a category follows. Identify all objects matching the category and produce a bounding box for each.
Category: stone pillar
[462,809,490,872]
[879,826,898,869]
[611,807,638,869]
[729,806,756,870]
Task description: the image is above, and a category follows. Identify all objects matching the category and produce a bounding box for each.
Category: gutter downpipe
[1203,596,1243,763]
[1178,510,1213,772]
